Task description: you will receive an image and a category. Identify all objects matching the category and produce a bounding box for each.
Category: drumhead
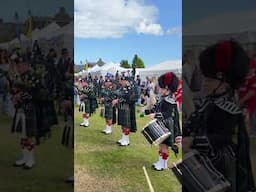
[142,119,157,130]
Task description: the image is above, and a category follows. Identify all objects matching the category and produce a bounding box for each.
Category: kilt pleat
[104,102,113,120]
[117,103,131,128]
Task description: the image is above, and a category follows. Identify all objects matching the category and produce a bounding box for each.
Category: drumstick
[142,166,155,192]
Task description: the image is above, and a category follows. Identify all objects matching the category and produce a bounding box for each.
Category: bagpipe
[101,89,117,103]
[110,89,127,107]
[74,83,95,100]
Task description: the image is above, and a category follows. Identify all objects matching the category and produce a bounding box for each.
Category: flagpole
[27,9,33,49]
[15,11,21,50]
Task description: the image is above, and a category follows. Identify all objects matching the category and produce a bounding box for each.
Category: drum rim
[152,132,171,146]
[142,119,157,130]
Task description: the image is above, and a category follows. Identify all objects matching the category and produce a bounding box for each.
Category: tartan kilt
[45,101,58,126]
[117,103,131,128]
[112,107,117,124]
[35,103,52,143]
[89,98,98,114]
[79,100,90,113]
[61,115,74,148]
[160,118,174,147]
[62,106,74,148]
[79,98,98,114]
[104,102,113,120]
[11,103,37,138]
[162,135,173,146]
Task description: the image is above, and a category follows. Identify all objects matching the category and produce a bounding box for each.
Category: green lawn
[75,107,181,192]
[0,115,73,192]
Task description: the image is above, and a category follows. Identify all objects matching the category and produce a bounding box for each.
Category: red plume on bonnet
[216,41,233,72]
[164,72,173,88]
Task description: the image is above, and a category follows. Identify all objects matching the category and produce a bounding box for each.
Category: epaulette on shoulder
[214,99,242,114]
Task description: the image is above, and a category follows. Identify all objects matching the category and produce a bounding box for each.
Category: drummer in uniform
[183,40,255,191]
[101,78,116,134]
[147,72,182,171]
[112,76,137,146]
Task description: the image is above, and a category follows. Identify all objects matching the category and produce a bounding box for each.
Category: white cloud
[136,19,163,35]
[166,26,181,35]
[75,0,164,38]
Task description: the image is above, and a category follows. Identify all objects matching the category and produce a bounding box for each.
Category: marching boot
[105,125,112,135]
[24,144,35,169]
[80,121,85,126]
[102,125,108,133]
[116,133,125,144]
[80,114,85,126]
[153,153,169,171]
[80,118,89,127]
[152,151,162,168]
[13,148,28,167]
[119,135,130,146]
[84,118,89,127]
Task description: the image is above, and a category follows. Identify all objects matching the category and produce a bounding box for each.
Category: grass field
[2,105,255,192]
[0,115,73,192]
[74,107,182,192]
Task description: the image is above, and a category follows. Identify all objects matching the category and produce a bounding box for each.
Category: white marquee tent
[136,60,182,80]
[87,62,126,76]
[89,65,101,73]
[75,60,182,80]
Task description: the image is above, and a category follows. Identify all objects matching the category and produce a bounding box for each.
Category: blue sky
[74,0,181,67]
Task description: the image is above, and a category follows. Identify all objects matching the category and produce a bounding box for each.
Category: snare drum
[141,119,171,145]
[171,150,230,192]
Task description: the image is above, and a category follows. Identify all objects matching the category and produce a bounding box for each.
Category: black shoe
[119,143,130,147]
[13,163,25,167]
[152,166,164,171]
[23,165,34,170]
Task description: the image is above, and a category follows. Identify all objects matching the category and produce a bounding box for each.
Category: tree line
[120,54,145,68]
